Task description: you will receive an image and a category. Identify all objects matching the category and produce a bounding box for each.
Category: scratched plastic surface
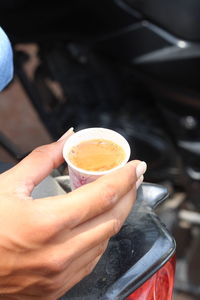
[60,182,176,300]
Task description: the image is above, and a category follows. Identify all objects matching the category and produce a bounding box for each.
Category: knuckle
[45,279,62,293]
[96,242,107,257]
[43,255,65,275]
[32,145,55,167]
[101,183,117,207]
[32,144,51,155]
[38,278,62,294]
[30,208,60,243]
[85,261,96,276]
[112,218,122,236]
[38,220,58,242]
[26,219,54,243]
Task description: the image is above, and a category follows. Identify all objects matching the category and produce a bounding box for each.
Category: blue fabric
[0,27,13,91]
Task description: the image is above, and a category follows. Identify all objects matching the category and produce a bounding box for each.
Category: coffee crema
[68,139,126,172]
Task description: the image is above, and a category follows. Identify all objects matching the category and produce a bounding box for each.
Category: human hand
[0,129,146,300]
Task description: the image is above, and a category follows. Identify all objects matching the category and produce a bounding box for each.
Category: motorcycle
[1,0,200,298]
[32,175,176,300]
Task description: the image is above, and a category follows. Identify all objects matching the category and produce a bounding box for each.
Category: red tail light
[126,256,176,300]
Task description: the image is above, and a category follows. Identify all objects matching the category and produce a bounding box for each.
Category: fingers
[66,240,108,274]
[17,241,108,299]
[50,189,135,297]
[56,187,135,261]
[55,255,102,299]
[35,160,145,231]
[4,128,74,195]
[50,240,109,279]
[35,188,134,273]
[66,255,102,290]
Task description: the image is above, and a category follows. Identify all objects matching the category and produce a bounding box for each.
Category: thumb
[4,128,74,195]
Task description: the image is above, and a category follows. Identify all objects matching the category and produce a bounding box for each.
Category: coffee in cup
[63,128,131,190]
[68,138,126,172]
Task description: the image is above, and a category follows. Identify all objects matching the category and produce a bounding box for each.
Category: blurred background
[1,1,200,299]
[0,54,52,163]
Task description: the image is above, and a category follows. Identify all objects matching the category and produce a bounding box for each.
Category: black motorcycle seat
[124,0,200,41]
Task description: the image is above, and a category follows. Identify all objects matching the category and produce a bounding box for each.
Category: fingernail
[136,161,147,179]
[58,127,74,141]
[136,175,144,190]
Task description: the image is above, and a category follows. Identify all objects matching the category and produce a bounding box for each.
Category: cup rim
[62,127,131,176]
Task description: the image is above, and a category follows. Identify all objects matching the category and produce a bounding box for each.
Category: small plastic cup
[63,127,131,190]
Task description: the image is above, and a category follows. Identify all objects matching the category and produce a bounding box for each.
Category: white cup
[63,127,131,190]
